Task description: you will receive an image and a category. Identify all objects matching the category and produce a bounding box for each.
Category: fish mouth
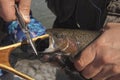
[38,36,61,62]
[42,36,57,53]
[35,35,68,62]
[35,36,57,53]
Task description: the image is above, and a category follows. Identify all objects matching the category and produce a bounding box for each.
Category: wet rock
[0,47,70,80]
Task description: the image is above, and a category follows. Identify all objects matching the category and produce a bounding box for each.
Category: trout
[37,28,101,57]
[35,28,102,80]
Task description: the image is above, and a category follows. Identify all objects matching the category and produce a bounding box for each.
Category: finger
[92,64,120,80]
[18,0,31,23]
[81,57,104,79]
[106,23,120,29]
[15,0,20,2]
[0,0,16,21]
[101,47,120,64]
[106,74,120,80]
[74,44,96,71]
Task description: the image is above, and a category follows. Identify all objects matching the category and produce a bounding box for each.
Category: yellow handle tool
[0,34,49,80]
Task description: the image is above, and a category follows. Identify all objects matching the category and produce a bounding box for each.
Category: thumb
[74,44,96,71]
[18,0,31,23]
[0,0,16,22]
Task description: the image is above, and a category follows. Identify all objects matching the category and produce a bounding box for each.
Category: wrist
[103,22,120,31]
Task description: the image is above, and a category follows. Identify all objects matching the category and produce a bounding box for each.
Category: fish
[36,28,101,58]
[35,28,102,80]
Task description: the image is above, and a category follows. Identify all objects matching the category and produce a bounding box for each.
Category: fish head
[38,32,78,54]
[35,32,79,62]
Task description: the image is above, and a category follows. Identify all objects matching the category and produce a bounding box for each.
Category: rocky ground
[0,47,70,80]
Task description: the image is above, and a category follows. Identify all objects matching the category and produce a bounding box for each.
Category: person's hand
[0,0,31,23]
[74,23,120,80]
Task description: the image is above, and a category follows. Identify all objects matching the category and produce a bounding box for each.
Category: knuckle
[112,66,120,73]
[101,53,111,64]
[82,71,92,79]
[92,77,100,80]
[19,3,30,14]
[3,16,16,22]
[93,43,112,64]
[82,74,91,79]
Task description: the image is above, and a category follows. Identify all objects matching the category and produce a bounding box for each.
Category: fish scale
[46,28,102,57]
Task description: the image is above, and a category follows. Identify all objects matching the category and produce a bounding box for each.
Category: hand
[74,23,120,80]
[0,0,31,23]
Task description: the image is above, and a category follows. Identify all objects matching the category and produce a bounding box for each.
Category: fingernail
[23,15,30,23]
[19,9,30,23]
